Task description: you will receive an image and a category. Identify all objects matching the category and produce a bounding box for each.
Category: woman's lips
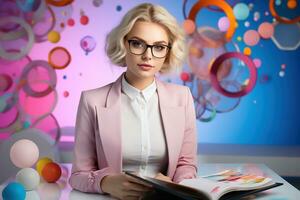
[138,64,153,71]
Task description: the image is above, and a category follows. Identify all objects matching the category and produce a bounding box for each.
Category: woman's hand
[101,173,153,200]
[154,173,172,183]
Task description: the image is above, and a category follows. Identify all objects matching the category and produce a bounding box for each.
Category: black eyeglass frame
[127,39,172,58]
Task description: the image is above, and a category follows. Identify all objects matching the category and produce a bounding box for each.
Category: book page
[179,171,274,200]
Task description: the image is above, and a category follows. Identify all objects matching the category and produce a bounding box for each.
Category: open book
[125,169,283,200]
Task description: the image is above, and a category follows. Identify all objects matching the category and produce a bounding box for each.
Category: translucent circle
[254,12,260,21]
[18,83,57,117]
[20,60,57,97]
[243,30,260,46]
[279,71,285,77]
[48,47,71,69]
[218,16,230,32]
[0,17,35,60]
[258,22,274,39]
[233,3,250,20]
[80,35,96,55]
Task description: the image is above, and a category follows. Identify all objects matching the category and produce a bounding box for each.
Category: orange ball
[41,162,62,183]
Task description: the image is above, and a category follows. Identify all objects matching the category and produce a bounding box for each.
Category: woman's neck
[124,72,154,90]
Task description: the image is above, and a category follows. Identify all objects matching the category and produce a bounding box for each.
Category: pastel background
[0,0,300,150]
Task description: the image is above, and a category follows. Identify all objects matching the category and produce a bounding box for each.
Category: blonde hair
[105,3,187,74]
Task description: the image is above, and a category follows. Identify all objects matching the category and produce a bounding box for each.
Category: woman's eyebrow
[130,36,168,45]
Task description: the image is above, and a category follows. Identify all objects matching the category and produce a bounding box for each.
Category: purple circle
[210,52,257,98]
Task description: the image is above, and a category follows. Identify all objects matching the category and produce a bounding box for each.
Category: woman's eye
[154,45,166,51]
[132,40,144,48]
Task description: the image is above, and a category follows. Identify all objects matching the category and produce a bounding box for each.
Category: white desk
[1,163,299,200]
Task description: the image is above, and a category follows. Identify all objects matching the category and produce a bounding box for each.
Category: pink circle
[180,72,190,82]
[218,16,230,32]
[243,30,260,46]
[63,91,69,97]
[10,139,39,168]
[258,22,274,39]
[183,19,196,34]
[67,18,75,26]
[253,58,262,68]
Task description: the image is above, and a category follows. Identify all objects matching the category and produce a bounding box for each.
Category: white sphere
[10,139,39,168]
[16,168,40,191]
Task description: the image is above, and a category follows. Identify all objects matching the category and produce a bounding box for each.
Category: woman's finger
[126,175,153,188]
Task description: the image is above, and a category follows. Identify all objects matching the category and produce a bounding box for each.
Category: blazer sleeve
[172,87,198,183]
[69,91,115,194]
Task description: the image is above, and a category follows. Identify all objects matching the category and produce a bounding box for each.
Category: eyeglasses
[127,39,171,58]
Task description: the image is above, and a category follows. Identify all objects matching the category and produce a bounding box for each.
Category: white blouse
[121,75,168,178]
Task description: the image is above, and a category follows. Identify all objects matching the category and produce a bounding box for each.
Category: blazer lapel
[156,79,185,177]
[97,75,123,172]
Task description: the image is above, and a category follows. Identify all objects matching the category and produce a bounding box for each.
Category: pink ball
[258,22,274,39]
[243,30,260,46]
[218,16,230,32]
[10,139,39,168]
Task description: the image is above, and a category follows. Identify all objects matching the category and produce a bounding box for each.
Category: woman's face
[124,21,170,81]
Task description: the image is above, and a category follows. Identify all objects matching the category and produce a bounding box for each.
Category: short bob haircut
[105,3,187,74]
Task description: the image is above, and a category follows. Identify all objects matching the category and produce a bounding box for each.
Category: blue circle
[63,75,67,79]
[2,182,26,200]
[116,5,122,11]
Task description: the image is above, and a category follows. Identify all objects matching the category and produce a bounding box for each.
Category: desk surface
[1,163,299,200]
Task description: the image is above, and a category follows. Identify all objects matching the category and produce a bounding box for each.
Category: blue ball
[2,182,26,200]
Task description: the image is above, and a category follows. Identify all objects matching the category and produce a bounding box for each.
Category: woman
[69,3,198,200]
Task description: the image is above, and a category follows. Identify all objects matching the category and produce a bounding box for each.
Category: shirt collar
[121,74,157,102]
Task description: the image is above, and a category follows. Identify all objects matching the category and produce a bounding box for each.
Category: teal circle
[233,3,250,20]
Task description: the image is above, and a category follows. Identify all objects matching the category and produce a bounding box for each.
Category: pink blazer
[69,73,198,194]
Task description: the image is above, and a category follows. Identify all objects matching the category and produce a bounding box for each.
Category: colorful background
[1,0,300,149]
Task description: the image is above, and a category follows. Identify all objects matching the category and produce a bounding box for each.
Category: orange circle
[269,0,300,24]
[46,0,74,6]
[48,46,71,69]
[243,47,251,56]
[188,0,237,42]
[287,0,297,9]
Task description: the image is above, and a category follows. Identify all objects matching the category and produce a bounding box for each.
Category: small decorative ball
[36,157,53,175]
[41,162,62,183]
[16,168,40,191]
[2,182,26,200]
[10,139,39,168]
